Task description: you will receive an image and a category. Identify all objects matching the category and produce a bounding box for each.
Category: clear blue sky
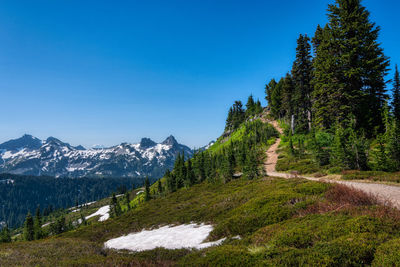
[0,0,399,148]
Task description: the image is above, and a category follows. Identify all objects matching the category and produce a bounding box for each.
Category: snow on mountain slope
[0,135,193,178]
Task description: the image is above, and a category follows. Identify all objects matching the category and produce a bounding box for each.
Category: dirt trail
[263,118,400,209]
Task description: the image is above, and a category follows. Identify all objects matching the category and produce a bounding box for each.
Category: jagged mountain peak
[0,134,193,178]
[162,135,178,146]
[139,138,157,149]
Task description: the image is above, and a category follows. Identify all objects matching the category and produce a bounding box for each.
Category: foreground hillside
[1,175,400,266]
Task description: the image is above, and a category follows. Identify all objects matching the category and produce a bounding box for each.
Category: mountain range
[0,134,193,178]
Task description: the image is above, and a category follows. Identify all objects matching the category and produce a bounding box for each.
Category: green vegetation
[2,177,400,266]
[266,0,400,181]
[0,174,139,228]
[3,0,400,265]
[164,118,278,193]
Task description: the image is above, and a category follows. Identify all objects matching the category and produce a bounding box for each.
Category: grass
[342,170,400,183]
[207,123,247,154]
[2,175,400,266]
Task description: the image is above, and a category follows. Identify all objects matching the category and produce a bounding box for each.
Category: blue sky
[0,0,399,148]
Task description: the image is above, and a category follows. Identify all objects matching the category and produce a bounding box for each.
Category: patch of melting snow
[85,205,110,222]
[104,223,226,251]
[68,200,97,211]
[41,222,51,228]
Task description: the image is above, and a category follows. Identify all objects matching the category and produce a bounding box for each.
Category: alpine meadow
[2,0,400,266]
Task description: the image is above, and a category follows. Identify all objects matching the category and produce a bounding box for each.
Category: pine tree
[348,126,368,170]
[34,206,43,240]
[265,79,277,106]
[186,160,195,186]
[376,134,389,171]
[110,193,121,217]
[393,65,400,122]
[280,73,295,121]
[165,170,175,192]
[270,79,284,119]
[157,179,163,194]
[312,24,324,54]
[226,101,246,131]
[245,95,256,117]
[386,119,400,170]
[24,212,34,241]
[291,34,313,132]
[243,149,259,179]
[313,0,389,132]
[0,225,11,243]
[330,124,347,168]
[144,177,151,201]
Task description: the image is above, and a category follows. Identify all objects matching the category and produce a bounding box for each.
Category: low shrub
[372,238,400,266]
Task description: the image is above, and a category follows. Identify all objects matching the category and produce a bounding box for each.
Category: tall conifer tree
[292,34,313,132]
[393,65,400,121]
[313,0,389,132]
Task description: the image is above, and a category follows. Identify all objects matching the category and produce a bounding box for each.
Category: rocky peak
[139,138,157,149]
[162,135,178,147]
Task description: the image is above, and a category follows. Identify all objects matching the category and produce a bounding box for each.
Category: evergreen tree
[312,24,324,54]
[280,73,295,120]
[291,34,313,132]
[34,206,43,240]
[50,216,67,235]
[393,65,400,121]
[165,170,176,192]
[110,193,121,217]
[330,124,348,168]
[157,179,163,194]
[270,78,284,118]
[245,95,256,117]
[0,225,11,243]
[186,160,196,186]
[376,134,389,171]
[243,149,259,179]
[24,212,34,241]
[387,119,400,170]
[144,177,151,201]
[313,0,389,132]
[225,101,245,131]
[265,79,277,106]
[348,126,368,170]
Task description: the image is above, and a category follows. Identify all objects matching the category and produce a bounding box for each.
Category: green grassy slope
[2,176,400,266]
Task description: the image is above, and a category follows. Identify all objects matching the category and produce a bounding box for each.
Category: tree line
[164,118,278,193]
[267,0,392,134]
[0,174,140,228]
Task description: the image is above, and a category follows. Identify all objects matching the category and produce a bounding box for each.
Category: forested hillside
[0,174,139,228]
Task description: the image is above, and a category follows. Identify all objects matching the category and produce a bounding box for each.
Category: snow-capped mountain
[0,134,193,178]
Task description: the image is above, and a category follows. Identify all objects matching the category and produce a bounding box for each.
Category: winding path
[263,118,400,209]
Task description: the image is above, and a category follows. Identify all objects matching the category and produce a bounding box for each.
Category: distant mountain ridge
[0,134,193,178]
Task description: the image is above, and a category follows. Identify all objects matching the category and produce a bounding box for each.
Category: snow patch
[85,205,110,222]
[104,223,226,251]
